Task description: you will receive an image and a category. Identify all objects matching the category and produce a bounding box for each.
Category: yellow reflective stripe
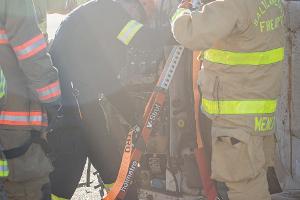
[0,68,6,99]
[0,159,9,177]
[117,20,143,45]
[51,194,68,200]
[105,183,114,189]
[171,8,190,24]
[202,98,277,115]
[203,48,284,65]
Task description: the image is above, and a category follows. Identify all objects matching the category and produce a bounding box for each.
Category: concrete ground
[71,161,102,200]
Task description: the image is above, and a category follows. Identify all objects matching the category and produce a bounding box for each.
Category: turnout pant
[49,100,138,200]
[211,124,275,200]
[4,176,49,200]
[0,130,53,200]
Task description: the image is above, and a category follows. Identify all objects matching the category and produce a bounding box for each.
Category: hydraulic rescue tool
[104,45,185,200]
[104,46,221,200]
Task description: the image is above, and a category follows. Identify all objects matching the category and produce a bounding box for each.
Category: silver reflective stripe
[29,115,43,122]
[37,84,60,99]
[51,194,69,200]
[0,166,8,172]
[0,114,42,122]
[15,38,46,57]
[0,115,29,121]
[0,29,8,43]
[117,20,143,45]
[0,33,7,41]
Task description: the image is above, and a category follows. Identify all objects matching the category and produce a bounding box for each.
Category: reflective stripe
[202,98,277,115]
[171,8,191,25]
[0,67,6,99]
[117,20,143,45]
[51,194,68,200]
[13,34,47,60]
[0,29,8,44]
[105,183,114,189]
[0,111,47,126]
[203,48,284,65]
[36,81,61,102]
[0,159,9,177]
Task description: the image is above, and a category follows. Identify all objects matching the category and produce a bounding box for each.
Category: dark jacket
[50,0,173,123]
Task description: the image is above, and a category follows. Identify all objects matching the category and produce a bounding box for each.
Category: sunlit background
[48,14,66,39]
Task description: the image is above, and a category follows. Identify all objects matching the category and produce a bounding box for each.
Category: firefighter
[33,0,89,34]
[48,0,174,199]
[171,0,284,200]
[0,0,62,199]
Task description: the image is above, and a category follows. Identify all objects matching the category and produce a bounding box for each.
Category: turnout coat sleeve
[128,24,175,50]
[5,0,61,103]
[172,0,246,50]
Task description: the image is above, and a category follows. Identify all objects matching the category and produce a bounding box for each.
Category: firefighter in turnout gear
[48,0,174,199]
[0,0,61,199]
[33,0,89,34]
[172,0,284,200]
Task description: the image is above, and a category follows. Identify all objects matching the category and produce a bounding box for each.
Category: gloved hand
[43,99,63,133]
[178,0,192,9]
[171,0,192,25]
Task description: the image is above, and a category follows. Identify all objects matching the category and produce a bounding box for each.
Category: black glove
[43,99,63,133]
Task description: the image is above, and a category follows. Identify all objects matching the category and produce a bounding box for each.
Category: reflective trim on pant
[105,182,114,189]
[51,194,68,200]
[0,159,9,177]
